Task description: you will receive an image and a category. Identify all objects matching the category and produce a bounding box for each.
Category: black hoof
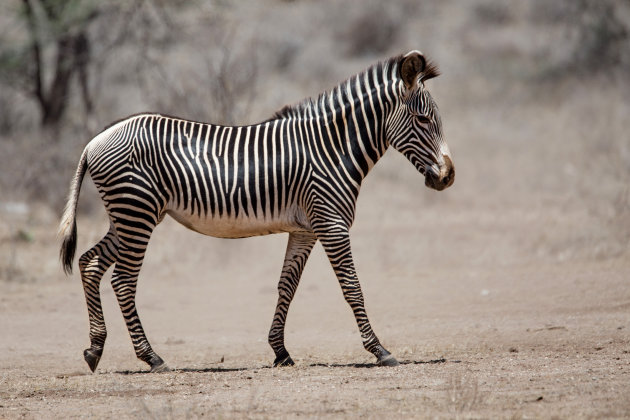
[84,348,102,373]
[378,353,400,367]
[147,355,169,373]
[273,350,295,367]
[274,355,295,367]
[374,345,400,367]
[150,361,170,373]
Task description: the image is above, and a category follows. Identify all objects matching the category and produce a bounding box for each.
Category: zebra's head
[387,51,454,191]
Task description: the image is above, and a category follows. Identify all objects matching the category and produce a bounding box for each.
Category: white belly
[165,205,310,238]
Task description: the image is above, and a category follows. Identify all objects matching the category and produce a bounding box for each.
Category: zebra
[59,50,454,373]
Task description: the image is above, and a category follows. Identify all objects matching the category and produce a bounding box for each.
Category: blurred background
[1,3,629,415]
[0,0,628,283]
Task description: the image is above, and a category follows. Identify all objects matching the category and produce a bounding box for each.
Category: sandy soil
[1,165,629,419]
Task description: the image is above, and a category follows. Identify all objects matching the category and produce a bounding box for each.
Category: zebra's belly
[165,206,311,238]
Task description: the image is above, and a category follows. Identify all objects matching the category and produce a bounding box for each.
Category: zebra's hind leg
[110,229,168,373]
[109,209,169,372]
[313,221,399,367]
[79,227,119,372]
[269,232,317,367]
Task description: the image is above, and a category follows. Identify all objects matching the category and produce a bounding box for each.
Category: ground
[1,190,628,418]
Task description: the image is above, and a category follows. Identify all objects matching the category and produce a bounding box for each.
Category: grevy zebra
[59,50,454,372]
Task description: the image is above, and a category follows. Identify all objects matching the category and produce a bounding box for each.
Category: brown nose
[442,155,455,187]
[425,155,455,191]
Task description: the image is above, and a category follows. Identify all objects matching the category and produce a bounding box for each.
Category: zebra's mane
[266,58,394,122]
[266,53,439,122]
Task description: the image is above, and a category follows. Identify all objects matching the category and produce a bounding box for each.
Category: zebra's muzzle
[425,155,455,191]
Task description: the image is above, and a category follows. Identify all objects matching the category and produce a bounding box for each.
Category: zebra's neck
[268,59,399,182]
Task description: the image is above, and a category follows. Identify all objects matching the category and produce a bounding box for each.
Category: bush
[337,2,399,57]
[533,0,630,75]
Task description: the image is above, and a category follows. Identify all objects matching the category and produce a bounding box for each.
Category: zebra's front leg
[79,228,119,372]
[314,222,399,366]
[269,232,317,366]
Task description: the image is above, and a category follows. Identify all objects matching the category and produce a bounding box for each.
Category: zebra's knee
[78,250,94,273]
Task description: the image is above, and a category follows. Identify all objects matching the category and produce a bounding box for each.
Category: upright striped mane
[266,57,396,122]
[266,53,439,122]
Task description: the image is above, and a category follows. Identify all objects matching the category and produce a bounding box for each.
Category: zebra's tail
[59,148,89,275]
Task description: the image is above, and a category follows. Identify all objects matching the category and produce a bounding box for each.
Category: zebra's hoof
[150,362,170,373]
[147,354,169,373]
[374,345,399,367]
[273,353,295,367]
[378,353,400,367]
[84,348,102,373]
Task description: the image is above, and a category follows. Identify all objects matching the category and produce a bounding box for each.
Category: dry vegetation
[1,0,629,418]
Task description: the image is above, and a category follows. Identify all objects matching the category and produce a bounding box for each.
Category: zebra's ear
[399,51,426,90]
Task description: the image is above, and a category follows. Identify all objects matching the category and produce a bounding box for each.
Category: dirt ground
[1,165,629,419]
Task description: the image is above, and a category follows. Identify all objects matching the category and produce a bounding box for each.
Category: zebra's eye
[414,114,431,125]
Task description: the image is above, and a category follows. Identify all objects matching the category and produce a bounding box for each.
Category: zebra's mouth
[424,156,455,191]
[425,166,444,191]
[425,170,446,191]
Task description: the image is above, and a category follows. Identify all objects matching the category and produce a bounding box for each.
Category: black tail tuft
[60,220,77,275]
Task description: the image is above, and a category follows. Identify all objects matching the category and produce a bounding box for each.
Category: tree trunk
[23,0,94,129]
